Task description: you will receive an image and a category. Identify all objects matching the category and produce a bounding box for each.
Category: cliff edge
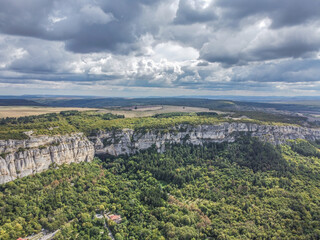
[0,133,94,184]
[90,123,320,156]
[1,122,320,184]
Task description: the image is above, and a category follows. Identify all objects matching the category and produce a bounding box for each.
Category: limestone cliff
[90,122,320,156]
[1,122,320,184]
[0,133,94,184]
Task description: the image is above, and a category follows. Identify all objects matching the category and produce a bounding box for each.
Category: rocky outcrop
[0,133,94,184]
[90,123,320,156]
[1,122,320,184]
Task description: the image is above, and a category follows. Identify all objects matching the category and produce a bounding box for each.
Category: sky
[0,0,320,97]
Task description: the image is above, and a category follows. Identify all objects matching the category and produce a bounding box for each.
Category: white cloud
[0,0,320,96]
[153,42,199,62]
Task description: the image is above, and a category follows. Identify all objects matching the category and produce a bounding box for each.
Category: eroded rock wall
[0,133,94,184]
[90,123,320,156]
[1,122,320,184]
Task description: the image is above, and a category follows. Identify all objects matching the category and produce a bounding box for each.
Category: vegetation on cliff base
[1,138,320,239]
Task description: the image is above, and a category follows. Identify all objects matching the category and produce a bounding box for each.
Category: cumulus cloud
[0,0,320,96]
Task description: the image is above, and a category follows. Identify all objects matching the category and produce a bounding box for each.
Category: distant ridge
[33,97,320,114]
[0,99,44,106]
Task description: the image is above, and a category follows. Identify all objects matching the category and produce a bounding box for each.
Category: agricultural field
[0,106,100,118]
[0,105,220,119]
[98,105,220,118]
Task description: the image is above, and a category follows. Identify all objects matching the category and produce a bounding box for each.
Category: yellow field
[0,106,100,118]
[0,105,222,119]
[98,105,220,118]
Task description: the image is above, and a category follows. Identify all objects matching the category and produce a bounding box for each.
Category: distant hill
[33,97,320,114]
[0,99,44,106]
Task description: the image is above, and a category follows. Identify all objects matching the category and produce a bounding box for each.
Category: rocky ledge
[0,133,94,184]
[90,122,320,156]
[1,122,320,184]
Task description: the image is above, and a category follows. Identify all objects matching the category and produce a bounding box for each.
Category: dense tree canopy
[1,138,320,239]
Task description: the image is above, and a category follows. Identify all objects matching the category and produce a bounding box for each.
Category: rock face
[0,133,94,184]
[1,122,320,184]
[90,123,320,156]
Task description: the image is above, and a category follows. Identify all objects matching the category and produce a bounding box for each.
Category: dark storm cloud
[196,61,209,66]
[162,0,320,68]
[215,0,320,28]
[64,0,153,53]
[0,0,54,37]
[1,0,319,59]
[245,35,320,62]
[0,70,119,83]
[231,59,320,83]
[8,41,71,74]
[174,0,216,25]
[199,25,320,65]
[0,0,162,54]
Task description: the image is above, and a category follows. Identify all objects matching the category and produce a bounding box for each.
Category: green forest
[0,110,298,140]
[1,138,320,239]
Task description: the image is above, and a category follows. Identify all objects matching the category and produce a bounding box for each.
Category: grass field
[98,105,220,118]
[0,106,100,118]
[0,105,220,119]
